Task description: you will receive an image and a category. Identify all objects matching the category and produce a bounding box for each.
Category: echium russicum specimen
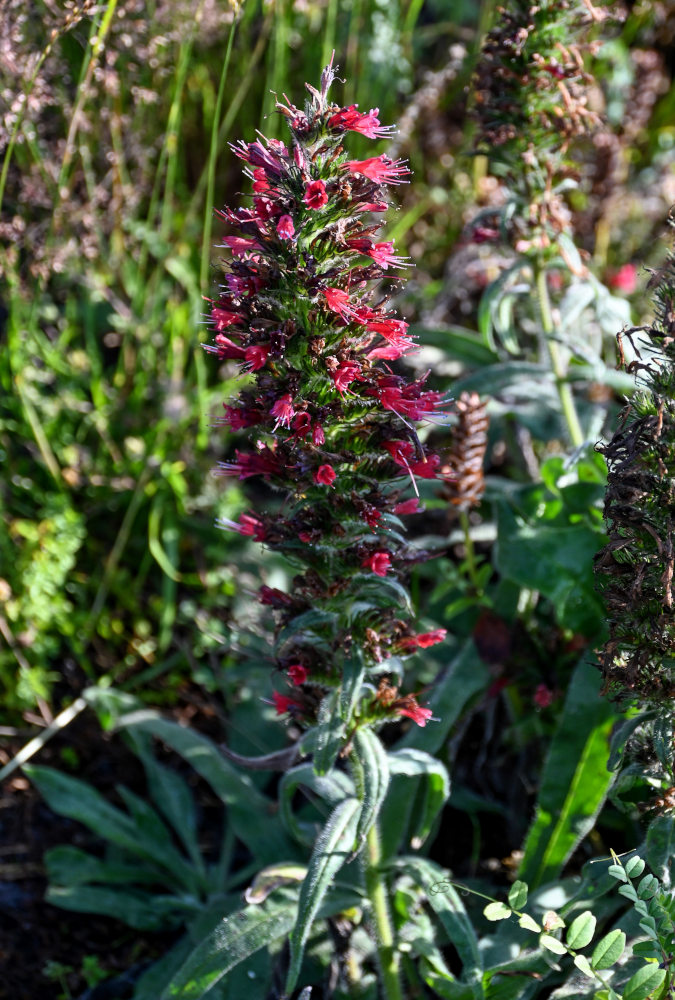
[208,59,450,757]
[595,251,675,705]
[473,0,605,252]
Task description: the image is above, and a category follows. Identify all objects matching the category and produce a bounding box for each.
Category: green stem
[536,264,584,448]
[364,824,404,1000]
[459,509,481,592]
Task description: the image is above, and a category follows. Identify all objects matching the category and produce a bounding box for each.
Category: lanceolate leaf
[285,796,362,996]
[518,659,618,888]
[159,887,299,999]
[385,748,450,849]
[351,728,390,853]
[114,711,295,864]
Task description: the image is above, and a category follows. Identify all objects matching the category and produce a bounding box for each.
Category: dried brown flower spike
[595,251,675,704]
[440,392,489,513]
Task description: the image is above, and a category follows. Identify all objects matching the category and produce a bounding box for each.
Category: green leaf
[46,884,191,931]
[495,503,605,636]
[565,911,596,950]
[508,880,528,911]
[115,785,199,892]
[160,888,300,999]
[309,690,345,776]
[45,845,171,888]
[622,964,667,1000]
[114,711,283,866]
[25,765,177,871]
[484,902,512,921]
[540,934,567,955]
[591,929,625,970]
[618,883,638,901]
[278,763,354,847]
[285,796,362,995]
[383,748,450,850]
[573,953,595,979]
[351,728,390,853]
[625,857,646,879]
[637,874,659,899]
[339,651,365,724]
[646,815,675,888]
[518,659,617,888]
[451,362,551,398]
[607,864,628,882]
[518,913,541,934]
[477,258,527,351]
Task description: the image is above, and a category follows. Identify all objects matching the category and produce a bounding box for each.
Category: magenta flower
[276,214,295,239]
[327,104,395,139]
[314,464,336,486]
[270,393,296,429]
[363,551,391,577]
[345,155,411,185]
[397,629,447,652]
[397,702,433,727]
[303,179,328,210]
[288,664,308,686]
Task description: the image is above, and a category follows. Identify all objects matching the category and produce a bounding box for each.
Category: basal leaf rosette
[206,61,451,745]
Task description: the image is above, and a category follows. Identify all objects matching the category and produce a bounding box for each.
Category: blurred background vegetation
[0,0,674,739]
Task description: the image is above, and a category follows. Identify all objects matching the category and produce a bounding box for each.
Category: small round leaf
[566,911,596,950]
[591,929,625,970]
[573,954,594,979]
[508,880,528,910]
[484,901,512,921]
[625,856,646,879]
[540,934,567,955]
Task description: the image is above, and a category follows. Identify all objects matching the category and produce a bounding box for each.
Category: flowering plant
[198,58,461,998]
[210,58,452,753]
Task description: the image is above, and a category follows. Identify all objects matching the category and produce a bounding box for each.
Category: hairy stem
[460,509,481,592]
[536,264,584,448]
[364,823,404,1000]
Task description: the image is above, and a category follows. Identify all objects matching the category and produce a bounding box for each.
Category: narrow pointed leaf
[351,728,390,853]
[285,796,361,995]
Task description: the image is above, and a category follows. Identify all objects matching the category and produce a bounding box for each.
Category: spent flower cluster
[208,58,452,739]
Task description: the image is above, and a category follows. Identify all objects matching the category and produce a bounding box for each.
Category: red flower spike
[206,62,450,736]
